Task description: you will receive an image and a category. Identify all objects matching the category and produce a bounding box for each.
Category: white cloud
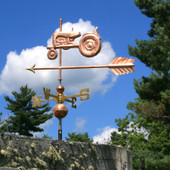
[128,122,149,139]
[93,123,149,145]
[93,126,119,144]
[0,19,116,96]
[74,117,86,132]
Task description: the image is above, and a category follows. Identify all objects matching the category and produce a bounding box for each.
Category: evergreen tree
[128,0,170,122]
[111,113,170,169]
[0,112,10,134]
[0,112,3,127]
[0,85,52,136]
[42,134,52,139]
[65,132,93,143]
[111,0,170,169]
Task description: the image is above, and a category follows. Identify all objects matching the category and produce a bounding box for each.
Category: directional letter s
[80,88,89,101]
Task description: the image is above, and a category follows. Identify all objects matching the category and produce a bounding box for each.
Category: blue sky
[0,0,152,143]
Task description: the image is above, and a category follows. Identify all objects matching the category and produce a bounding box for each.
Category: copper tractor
[47,27,101,59]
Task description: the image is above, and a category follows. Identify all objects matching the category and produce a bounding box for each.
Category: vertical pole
[59,49,62,84]
[58,118,62,140]
[59,18,62,84]
[58,19,63,140]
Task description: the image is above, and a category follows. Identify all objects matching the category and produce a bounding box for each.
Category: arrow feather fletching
[110,57,135,75]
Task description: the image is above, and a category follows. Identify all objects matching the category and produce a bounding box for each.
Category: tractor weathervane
[47,26,101,59]
[27,19,135,140]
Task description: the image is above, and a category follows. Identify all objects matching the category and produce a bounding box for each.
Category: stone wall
[0,134,132,170]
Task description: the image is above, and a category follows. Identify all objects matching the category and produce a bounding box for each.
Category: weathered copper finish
[53,104,68,118]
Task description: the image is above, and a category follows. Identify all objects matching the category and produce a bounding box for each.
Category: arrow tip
[26,64,35,73]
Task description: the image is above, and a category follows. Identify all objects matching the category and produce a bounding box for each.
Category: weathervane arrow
[26,57,135,75]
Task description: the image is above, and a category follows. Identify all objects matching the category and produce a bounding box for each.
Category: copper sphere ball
[56,85,65,93]
[53,104,68,118]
